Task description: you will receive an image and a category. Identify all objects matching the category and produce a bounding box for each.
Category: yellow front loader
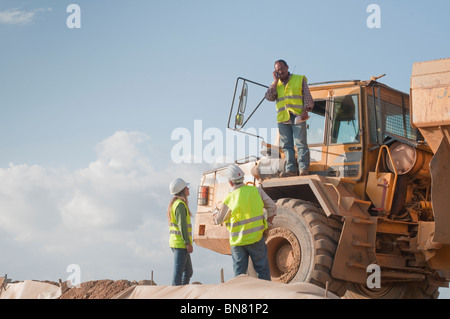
[194,58,450,298]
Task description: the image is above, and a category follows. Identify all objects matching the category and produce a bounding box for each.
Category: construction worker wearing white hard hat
[213,165,277,280]
[169,178,190,195]
[225,164,245,184]
[167,178,193,285]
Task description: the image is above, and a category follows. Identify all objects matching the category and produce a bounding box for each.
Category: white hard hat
[225,165,245,182]
[169,178,189,195]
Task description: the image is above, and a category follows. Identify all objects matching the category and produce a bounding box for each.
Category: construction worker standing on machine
[265,59,314,177]
[168,178,193,286]
[212,165,277,280]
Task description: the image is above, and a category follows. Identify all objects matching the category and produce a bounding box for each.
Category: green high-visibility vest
[223,185,267,247]
[169,199,192,249]
[275,74,306,123]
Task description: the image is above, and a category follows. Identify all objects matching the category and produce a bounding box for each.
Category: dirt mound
[59,279,135,299]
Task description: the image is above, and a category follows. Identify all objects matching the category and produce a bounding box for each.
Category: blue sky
[1,0,449,297]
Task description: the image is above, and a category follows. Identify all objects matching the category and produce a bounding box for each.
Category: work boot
[279,171,297,178]
[299,169,309,176]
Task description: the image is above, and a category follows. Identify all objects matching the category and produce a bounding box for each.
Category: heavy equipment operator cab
[228,76,420,184]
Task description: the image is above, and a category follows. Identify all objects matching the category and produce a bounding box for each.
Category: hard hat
[225,165,245,181]
[169,178,189,195]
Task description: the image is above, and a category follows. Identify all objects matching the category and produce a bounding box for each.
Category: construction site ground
[0,275,339,299]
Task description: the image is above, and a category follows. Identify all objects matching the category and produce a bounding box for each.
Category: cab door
[325,86,363,180]
[307,88,330,175]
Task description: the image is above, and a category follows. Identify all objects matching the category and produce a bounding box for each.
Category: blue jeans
[230,237,271,281]
[278,113,310,172]
[171,248,193,285]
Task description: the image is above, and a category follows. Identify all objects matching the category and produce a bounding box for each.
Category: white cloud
[0,130,232,284]
[0,8,51,25]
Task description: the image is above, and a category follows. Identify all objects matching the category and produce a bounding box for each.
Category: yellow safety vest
[276,74,306,123]
[169,199,192,248]
[223,185,267,247]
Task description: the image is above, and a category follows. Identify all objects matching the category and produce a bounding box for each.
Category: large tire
[264,198,346,297]
[344,282,408,299]
[344,278,441,299]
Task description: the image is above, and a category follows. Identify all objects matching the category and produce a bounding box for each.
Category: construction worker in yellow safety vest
[213,165,277,280]
[168,178,193,286]
[265,59,315,177]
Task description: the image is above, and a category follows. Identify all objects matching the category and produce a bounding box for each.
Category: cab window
[330,95,359,144]
[307,99,326,144]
